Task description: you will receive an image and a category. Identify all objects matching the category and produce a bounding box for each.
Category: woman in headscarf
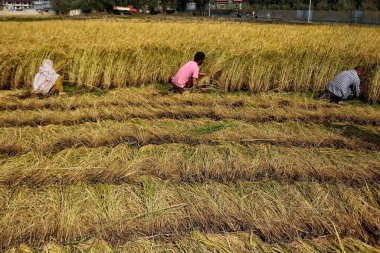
[33,59,66,96]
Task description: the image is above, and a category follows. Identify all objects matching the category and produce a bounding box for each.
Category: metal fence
[211,9,380,25]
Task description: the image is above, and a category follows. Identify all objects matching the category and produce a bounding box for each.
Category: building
[186,2,197,11]
[2,0,33,10]
[215,0,243,10]
[33,0,50,11]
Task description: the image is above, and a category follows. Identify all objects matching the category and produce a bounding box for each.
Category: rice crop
[0,86,379,252]
[1,17,380,252]
[0,19,380,102]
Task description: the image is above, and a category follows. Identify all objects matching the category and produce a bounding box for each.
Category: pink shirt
[172,61,200,88]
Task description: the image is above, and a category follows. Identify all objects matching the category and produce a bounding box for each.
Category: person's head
[39,59,55,73]
[194,52,206,66]
[354,66,365,78]
[42,59,54,69]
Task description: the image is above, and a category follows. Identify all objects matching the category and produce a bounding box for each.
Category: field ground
[1,17,380,252]
[0,86,379,252]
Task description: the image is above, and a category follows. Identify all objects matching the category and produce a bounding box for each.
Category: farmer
[320,66,365,103]
[33,59,66,96]
[172,52,208,92]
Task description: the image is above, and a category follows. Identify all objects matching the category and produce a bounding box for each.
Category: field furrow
[1,119,379,158]
[0,144,379,187]
[1,89,380,129]
[0,89,364,111]
[0,181,379,249]
[0,89,337,111]
[7,232,380,253]
[0,102,379,128]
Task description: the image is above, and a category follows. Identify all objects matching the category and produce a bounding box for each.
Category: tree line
[51,0,380,14]
[51,0,187,14]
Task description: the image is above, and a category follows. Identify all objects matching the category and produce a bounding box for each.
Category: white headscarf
[33,59,60,94]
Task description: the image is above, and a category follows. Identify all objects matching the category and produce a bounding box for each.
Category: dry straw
[0,87,379,251]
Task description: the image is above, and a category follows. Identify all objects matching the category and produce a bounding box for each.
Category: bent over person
[33,59,66,96]
[320,66,365,103]
[172,52,207,92]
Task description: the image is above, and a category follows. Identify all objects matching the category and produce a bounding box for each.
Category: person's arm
[199,72,209,77]
[191,77,199,87]
[190,65,200,87]
[352,80,360,98]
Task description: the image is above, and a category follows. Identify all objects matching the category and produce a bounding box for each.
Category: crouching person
[320,66,365,103]
[172,52,208,92]
[33,59,66,96]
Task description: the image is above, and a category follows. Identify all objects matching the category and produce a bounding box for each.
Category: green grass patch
[155,83,173,92]
[0,16,58,22]
[63,84,105,96]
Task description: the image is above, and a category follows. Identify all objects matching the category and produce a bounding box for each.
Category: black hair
[194,52,206,62]
[354,66,365,72]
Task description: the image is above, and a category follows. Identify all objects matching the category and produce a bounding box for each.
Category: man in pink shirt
[172,52,207,92]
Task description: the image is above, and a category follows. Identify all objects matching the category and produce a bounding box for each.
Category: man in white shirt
[320,66,365,103]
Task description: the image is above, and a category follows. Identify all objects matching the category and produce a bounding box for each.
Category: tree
[337,0,356,10]
[51,0,380,14]
[51,0,72,14]
[360,0,378,10]
[175,0,188,11]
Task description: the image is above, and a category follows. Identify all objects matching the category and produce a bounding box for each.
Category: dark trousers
[320,90,342,103]
[172,79,193,91]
